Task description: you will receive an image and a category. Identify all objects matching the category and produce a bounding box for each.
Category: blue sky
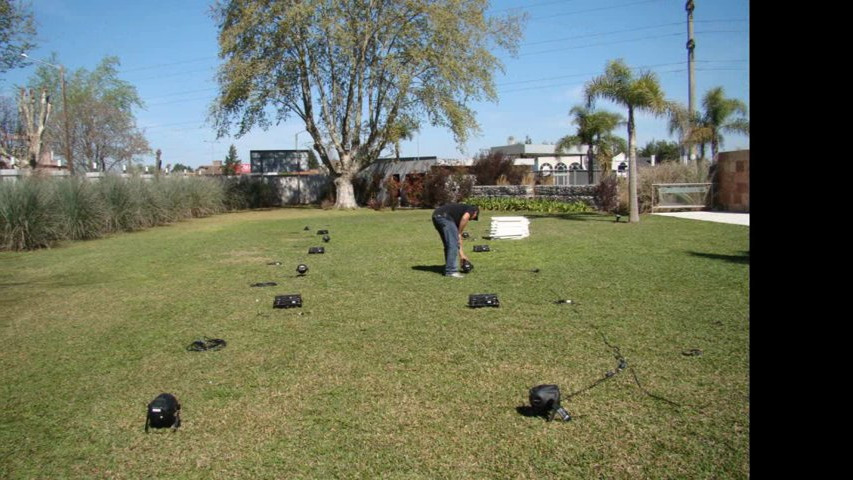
[1,0,749,169]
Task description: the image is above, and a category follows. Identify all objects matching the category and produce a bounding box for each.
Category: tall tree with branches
[0,0,37,75]
[30,55,151,172]
[585,59,670,223]
[211,0,525,208]
[555,105,625,183]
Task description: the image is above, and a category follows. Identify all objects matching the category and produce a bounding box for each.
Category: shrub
[53,177,107,240]
[401,174,425,208]
[420,168,475,208]
[465,196,592,213]
[470,151,527,185]
[594,174,620,213]
[0,178,61,250]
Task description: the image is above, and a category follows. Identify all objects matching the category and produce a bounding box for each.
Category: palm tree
[585,59,670,223]
[698,87,749,160]
[668,87,749,174]
[555,105,625,184]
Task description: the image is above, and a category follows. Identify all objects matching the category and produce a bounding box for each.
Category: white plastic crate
[488,216,530,239]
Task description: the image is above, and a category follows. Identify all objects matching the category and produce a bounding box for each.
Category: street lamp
[21,53,73,175]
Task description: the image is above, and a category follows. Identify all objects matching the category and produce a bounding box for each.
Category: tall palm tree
[698,86,749,160]
[668,87,749,175]
[585,59,670,223]
[555,105,625,184]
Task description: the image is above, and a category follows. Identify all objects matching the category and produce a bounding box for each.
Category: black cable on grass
[186,337,227,352]
[562,305,683,408]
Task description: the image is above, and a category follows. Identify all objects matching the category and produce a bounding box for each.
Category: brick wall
[714,150,749,212]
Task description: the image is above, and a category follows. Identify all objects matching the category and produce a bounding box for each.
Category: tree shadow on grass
[687,250,749,264]
[411,265,445,275]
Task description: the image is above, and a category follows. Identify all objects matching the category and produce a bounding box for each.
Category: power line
[515,30,746,58]
[531,0,666,21]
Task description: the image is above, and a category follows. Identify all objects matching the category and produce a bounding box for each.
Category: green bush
[0,178,61,250]
[465,196,592,213]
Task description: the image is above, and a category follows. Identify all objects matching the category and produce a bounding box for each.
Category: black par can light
[468,293,499,308]
[296,264,309,275]
[274,294,303,309]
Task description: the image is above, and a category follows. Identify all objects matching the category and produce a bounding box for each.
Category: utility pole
[686,1,697,163]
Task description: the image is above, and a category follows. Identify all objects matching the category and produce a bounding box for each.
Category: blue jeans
[432,214,459,275]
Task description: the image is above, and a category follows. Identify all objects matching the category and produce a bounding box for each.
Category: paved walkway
[652,211,749,226]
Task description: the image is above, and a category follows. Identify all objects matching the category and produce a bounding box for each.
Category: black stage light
[308,247,325,254]
[528,384,571,422]
[468,293,499,308]
[322,235,330,243]
[317,229,329,235]
[460,259,473,273]
[296,264,309,275]
[473,245,490,252]
[273,294,303,308]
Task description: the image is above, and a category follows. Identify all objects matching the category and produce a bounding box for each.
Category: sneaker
[445,272,464,278]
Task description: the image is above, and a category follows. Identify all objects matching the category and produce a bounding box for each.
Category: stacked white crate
[488,216,530,239]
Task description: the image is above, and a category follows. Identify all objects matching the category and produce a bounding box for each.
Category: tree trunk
[627,108,640,223]
[587,146,595,185]
[334,173,358,209]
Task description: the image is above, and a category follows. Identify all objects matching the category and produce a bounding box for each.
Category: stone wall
[714,150,749,212]
[471,184,597,206]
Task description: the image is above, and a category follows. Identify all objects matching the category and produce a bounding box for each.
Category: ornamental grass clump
[0,177,61,250]
[53,177,107,241]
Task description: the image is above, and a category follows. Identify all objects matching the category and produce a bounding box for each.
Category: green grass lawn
[0,208,749,479]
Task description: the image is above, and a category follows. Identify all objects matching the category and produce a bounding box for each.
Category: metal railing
[535,169,602,186]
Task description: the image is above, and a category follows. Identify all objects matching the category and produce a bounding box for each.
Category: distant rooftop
[490,143,589,156]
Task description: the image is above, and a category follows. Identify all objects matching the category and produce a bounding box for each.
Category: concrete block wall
[714,150,749,212]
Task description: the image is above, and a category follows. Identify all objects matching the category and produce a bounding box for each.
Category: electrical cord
[186,337,227,352]
[561,305,683,408]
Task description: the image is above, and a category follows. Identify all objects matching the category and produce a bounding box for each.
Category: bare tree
[17,87,51,169]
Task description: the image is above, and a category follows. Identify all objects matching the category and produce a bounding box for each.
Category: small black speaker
[308,247,325,254]
[274,294,303,308]
[468,293,499,308]
[317,230,329,235]
[473,245,490,252]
